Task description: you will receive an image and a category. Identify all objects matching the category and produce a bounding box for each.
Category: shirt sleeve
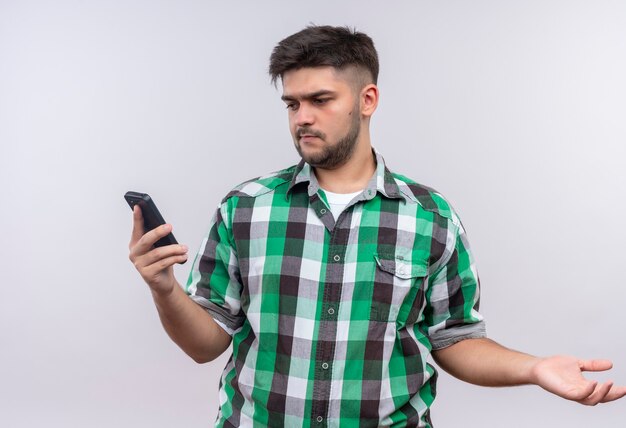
[185,199,244,336]
[424,213,486,350]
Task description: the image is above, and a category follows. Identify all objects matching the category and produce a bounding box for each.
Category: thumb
[130,204,145,247]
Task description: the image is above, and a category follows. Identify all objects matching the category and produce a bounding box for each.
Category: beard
[294,106,361,169]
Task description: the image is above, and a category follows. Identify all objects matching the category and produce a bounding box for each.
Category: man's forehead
[281,66,354,96]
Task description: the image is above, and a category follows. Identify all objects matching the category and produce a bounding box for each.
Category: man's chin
[295,143,346,169]
[302,154,344,170]
[296,145,322,163]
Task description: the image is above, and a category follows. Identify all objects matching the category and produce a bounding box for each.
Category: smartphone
[124,191,183,258]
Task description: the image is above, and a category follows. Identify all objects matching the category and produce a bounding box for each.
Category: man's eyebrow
[281,90,336,102]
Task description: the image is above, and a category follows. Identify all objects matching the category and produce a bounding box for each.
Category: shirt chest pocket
[370,253,428,325]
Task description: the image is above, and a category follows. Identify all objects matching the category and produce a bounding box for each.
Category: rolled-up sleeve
[424,215,486,350]
[185,199,244,336]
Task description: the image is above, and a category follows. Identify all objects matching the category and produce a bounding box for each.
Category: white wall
[1,1,625,426]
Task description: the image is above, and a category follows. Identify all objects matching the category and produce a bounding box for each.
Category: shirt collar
[286,149,406,202]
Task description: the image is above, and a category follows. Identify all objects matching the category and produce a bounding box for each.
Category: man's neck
[313,141,376,194]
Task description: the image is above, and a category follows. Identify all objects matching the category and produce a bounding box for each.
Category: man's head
[269,26,380,170]
[269,25,379,90]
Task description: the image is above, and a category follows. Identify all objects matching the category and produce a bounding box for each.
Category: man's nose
[293,104,314,126]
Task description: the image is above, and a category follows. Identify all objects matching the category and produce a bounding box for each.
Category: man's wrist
[150,279,181,304]
[524,355,545,386]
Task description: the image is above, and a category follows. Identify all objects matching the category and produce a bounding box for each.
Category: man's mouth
[296,128,323,140]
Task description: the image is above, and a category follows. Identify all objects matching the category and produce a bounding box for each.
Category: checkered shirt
[186,150,486,427]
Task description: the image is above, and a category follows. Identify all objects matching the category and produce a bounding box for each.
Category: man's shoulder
[391,171,457,223]
[220,164,298,203]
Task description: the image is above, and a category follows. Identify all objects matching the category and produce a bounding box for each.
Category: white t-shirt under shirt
[321,188,363,220]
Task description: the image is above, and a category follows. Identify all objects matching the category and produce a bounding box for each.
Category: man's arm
[150,280,232,363]
[129,205,231,363]
[432,337,626,405]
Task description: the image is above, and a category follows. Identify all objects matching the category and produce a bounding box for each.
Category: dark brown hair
[269,25,379,86]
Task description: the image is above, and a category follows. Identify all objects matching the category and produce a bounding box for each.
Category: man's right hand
[128,205,189,297]
[127,205,231,363]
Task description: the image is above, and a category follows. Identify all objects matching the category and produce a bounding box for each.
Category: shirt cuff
[429,321,487,350]
[189,295,243,336]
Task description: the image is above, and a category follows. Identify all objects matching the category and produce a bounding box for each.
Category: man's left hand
[531,355,626,405]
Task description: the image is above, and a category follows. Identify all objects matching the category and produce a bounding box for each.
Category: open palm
[533,355,626,405]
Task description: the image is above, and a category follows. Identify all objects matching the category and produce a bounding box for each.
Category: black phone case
[124,191,180,249]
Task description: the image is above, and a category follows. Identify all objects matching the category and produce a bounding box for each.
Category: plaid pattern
[186,151,485,427]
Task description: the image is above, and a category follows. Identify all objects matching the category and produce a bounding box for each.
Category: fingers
[576,359,623,405]
[579,359,613,372]
[600,385,626,403]
[129,218,188,274]
[131,240,188,272]
[130,222,174,259]
[137,243,189,269]
[129,207,178,251]
[130,242,188,292]
[578,381,614,406]
[137,251,189,280]
[130,205,145,248]
[577,382,626,406]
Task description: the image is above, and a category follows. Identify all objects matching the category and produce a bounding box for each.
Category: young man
[129,26,625,427]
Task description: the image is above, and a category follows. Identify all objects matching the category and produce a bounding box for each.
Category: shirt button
[322,362,329,370]
[317,416,323,423]
[327,307,335,315]
[333,255,341,262]
[320,208,327,214]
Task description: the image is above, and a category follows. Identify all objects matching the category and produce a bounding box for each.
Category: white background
[1,1,625,427]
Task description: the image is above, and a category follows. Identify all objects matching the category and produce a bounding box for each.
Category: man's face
[281,67,362,169]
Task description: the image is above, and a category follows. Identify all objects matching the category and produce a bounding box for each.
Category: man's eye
[313,98,328,105]
[285,103,298,110]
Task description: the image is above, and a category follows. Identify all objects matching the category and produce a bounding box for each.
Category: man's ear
[360,84,379,118]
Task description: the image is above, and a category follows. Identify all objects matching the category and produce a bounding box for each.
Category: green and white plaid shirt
[186,150,485,427]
